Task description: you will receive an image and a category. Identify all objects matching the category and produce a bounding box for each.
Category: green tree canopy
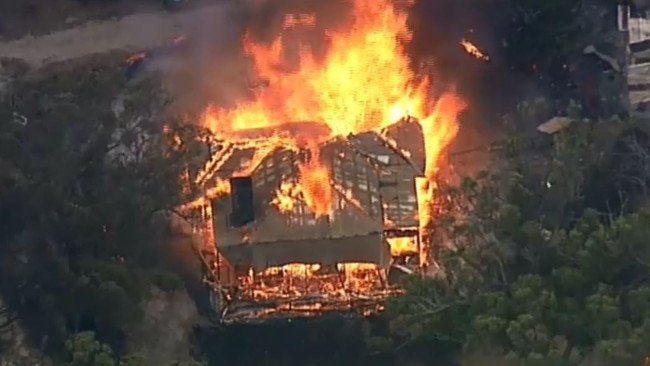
[382,117,650,365]
[0,60,208,359]
[64,332,203,366]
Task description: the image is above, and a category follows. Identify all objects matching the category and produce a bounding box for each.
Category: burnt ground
[0,0,221,41]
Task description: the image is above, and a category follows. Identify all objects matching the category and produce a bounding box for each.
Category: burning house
[173,0,467,323]
[188,118,426,323]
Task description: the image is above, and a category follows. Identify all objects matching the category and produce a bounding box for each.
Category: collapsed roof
[201,119,425,273]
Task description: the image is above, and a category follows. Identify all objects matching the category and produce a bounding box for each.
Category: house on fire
[193,118,426,321]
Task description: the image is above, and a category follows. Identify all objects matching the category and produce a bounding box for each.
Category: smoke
[156,0,361,122]
[155,0,550,153]
[145,1,247,118]
[151,211,216,317]
[408,0,557,149]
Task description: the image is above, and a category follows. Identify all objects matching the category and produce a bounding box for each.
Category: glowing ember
[179,177,230,211]
[271,182,300,213]
[460,39,490,61]
[243,262,394,312]
[283,13,317,29]
[125,52,146,65]
[387,237,418,256]
[262,263,322,277]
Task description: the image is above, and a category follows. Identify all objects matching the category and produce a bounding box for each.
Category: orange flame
[418,94,466,227]
[179,177,230,211]
[200,0,466,235]
[270,150,333,219]
[125,52,146,65]
[271,182,300,214]
[460,39,489,61]
[297,148,333,218]
[283,13,317,29]
[387,237,418,256]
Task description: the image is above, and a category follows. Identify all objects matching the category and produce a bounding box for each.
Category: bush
[381,117,650,365]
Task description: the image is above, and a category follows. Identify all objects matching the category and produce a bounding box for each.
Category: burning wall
[200,118,424,275]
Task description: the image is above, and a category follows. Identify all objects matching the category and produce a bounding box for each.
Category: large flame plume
[200,0,466,255]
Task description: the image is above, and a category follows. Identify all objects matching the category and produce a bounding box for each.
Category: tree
[503,0,628,118]
[504,0,582,74]
[65,332,116,366]
[383,117,650,365]
[0,61,208,358]
[64,332,204,366]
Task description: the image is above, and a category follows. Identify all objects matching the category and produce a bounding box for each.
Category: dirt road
[0,2,237,68]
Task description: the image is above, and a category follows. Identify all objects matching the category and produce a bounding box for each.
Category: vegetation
[378,117,650,365]
[63,332,202,366]
[0,60,206,364]
[504,0,583,75]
